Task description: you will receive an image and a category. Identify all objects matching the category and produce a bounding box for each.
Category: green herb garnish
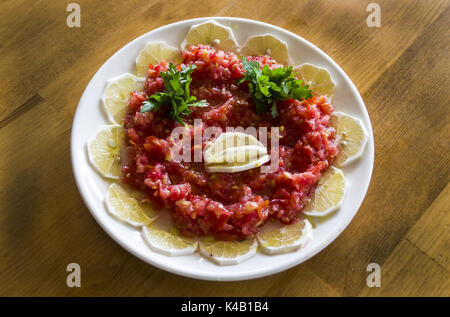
[140,63,208,125]
[237,57,313,117]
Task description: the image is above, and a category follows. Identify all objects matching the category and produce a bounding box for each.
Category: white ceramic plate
[71,17,374,281]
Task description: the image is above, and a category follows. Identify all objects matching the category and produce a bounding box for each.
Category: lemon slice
[257,219,313,254]
[87,125,124,179]
[181,20,238,51]
[206,155,270,173]
[135,41,182,77]
[205,132,265,156]
[331,112,368,167]
[242,34,290,65]
[303,167,346,217]
[199,238,258,265]
[102,73,145,125]
[206,145,268,164]
[204,132,266,163]
[105,183,157,227]
[142,225,198,256]
[294,63,335,97]
[204,132,268,172]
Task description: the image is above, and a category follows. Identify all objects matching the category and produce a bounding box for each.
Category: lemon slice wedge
[87,125,124,179]
[204,132,269,173]
[142,225,198,256]
[204,132,265,157]
[206,155,270,173]
[102,73,145,125]
[105,183,157,227]
[181,20,238,51]
[294,63,335,97]
[331,112,368,167]
[135,41,182,77]
[199,238,258,265]
[204,131,266,163]
[242,34,290,65]
[303,167,347,217]
[206,145,268,164]
[257,219,313,254]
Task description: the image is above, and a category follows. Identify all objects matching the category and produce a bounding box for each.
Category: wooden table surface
[0,0,449,297]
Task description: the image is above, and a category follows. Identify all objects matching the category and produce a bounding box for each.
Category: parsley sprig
[237,58,312,117]
[140,63,208,125]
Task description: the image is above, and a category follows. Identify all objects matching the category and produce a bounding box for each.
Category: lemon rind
[303,167,347,217]
[257,220,313,255]
[204,145,268,165]
[205,154,270,173]
[105,183,155,227]
[86,125,123,180]
[204,132,269,173]
[135,41,181,77]
[293,63,336,98]
[181,20,239,52]
[242,33,291,65]
[141,225,198,256]
[101,73,145,125]
[204,132,265,155]
[332,111,369,167]
[199,239,258,266]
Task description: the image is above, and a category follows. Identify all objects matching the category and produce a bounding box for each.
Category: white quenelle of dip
[203,132,270,173]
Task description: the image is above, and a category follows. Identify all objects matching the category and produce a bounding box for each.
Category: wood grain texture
[0,0,448,296]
